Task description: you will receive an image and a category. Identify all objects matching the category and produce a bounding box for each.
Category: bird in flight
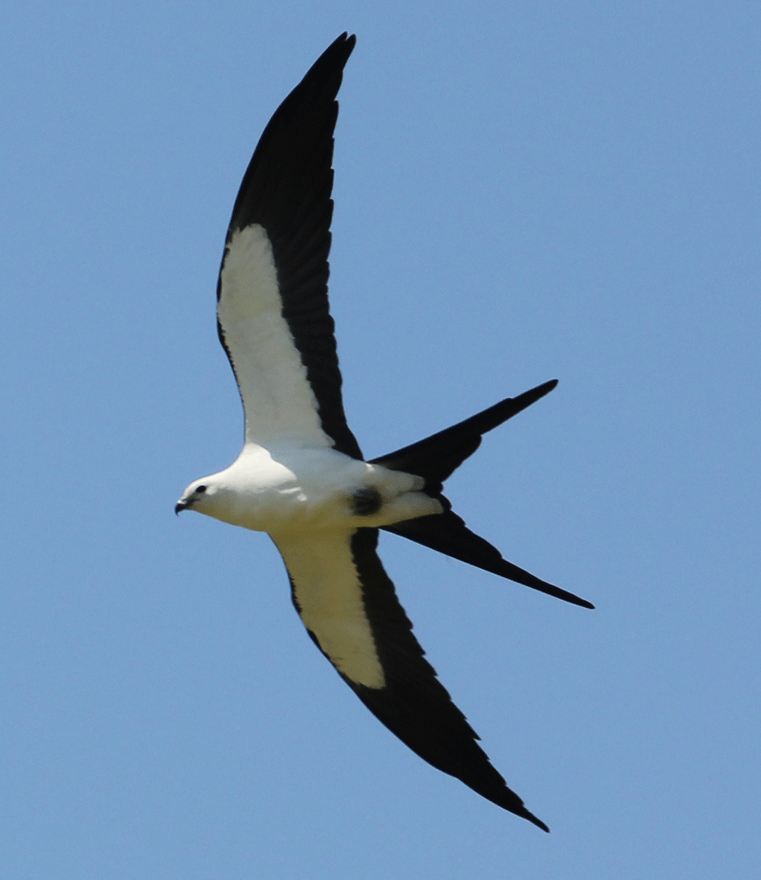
[175,32,593,832]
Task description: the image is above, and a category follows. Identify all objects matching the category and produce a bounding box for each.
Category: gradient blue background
[3,2,759,877]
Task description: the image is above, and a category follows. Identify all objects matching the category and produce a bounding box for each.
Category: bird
[175,32,593,832]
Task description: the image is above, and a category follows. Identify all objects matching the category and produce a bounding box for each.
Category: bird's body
[184,442,440,533]
[176,32,592,832]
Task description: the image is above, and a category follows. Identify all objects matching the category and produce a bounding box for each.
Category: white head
[174,475,230,520]
[174,455,285,531]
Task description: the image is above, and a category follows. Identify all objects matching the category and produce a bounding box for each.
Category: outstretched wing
[271,527,550,831]
[216,33,362,458]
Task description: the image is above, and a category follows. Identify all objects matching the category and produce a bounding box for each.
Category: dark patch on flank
[352,487,382,516]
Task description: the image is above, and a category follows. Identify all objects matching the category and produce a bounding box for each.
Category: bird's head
[175,477,223,517]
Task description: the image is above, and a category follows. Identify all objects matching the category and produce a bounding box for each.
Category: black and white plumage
[175,33,593,832]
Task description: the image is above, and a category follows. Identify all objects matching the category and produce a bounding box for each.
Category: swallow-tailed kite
[175,33,593,831]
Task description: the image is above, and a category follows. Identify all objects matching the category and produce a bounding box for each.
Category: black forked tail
[372,380,558,492]
[371,380,594,610]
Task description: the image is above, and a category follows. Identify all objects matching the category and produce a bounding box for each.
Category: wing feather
[273,528,549,830]
[215,33,361,456]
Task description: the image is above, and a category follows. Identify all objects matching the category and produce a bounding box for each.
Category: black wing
[272,527,550,831]
[216,33,362,457]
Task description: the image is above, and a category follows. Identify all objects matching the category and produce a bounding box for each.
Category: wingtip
[499,793,550,831]
[328,31,357,59]
[510,801,549,832]
[528,813,551,833]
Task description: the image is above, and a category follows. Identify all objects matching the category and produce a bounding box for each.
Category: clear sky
[3,2,759,878]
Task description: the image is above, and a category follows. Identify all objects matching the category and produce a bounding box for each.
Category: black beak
[174,500,188,515]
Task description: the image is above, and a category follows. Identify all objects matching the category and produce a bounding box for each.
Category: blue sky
[2,2,759,877]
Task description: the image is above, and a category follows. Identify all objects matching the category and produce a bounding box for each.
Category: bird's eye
[195,485,207,494]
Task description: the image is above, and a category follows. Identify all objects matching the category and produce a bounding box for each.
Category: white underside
[218,224,333,448]
[179,444,442,690]
[273,530,386,688]
[182,221,443,692]
[190,443,440,532]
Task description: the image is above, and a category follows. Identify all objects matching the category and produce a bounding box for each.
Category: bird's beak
[174,500,188,515]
